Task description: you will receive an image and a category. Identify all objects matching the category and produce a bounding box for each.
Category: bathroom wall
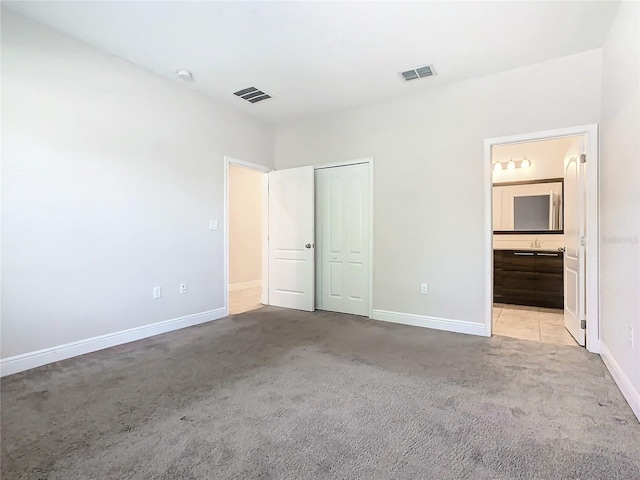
[493,234,564,252]
[492,136,576,183]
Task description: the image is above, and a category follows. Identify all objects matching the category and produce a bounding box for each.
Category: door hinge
[580,154,587,163]
[580,236,586,246]
[580,319,587,329]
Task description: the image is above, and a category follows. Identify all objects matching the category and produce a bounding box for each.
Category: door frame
[313,157,375,318]
[223,156,271,317]
[483,124,600,353]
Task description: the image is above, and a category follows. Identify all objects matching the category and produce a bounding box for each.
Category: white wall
[276,49,602,328]
[599,1,640,417]
[229,165,263,286]
[1,10,274,360]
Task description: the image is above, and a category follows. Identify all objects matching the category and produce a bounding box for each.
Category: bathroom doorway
[484,125,599,352]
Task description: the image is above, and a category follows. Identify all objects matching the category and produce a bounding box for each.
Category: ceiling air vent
[400,64,436,82]
[233,87,272,103]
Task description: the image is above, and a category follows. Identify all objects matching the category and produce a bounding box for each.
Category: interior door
[315,163,370,316]
[268,166,315,311]
[564,154,586,346]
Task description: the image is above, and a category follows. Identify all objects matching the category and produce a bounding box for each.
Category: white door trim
[314,157,374,319]
[483,124,599,352]
[224,156,271,317]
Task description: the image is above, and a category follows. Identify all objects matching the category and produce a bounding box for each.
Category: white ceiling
[4,1,619,125]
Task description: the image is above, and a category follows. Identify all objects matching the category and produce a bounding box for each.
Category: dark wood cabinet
[494,249,563,309]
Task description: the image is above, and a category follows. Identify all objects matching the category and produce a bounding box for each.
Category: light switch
[209,219,219,230]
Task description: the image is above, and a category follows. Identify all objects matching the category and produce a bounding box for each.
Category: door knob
[305,243,312,249]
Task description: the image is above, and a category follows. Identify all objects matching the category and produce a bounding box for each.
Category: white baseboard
[0,308,227,378]
[371,309,488,337]
[600,342,640,421]
[229,280,262,292]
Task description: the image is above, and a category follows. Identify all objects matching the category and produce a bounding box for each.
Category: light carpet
[2,307,639,479]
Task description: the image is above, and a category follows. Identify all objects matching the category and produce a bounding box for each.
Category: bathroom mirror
[493,178,563,234]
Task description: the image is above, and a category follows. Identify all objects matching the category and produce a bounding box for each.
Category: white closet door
[315,163,370,316]
[268,166,315,311]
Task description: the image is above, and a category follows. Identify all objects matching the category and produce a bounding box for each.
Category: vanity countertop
[493,247,564,253]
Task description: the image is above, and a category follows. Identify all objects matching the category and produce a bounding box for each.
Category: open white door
[268,166,315,311]
[564,154,586,346]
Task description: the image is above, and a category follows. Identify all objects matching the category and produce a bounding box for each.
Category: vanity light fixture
[492,157,533,171]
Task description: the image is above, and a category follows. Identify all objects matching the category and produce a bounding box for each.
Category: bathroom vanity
[493,249,564,309]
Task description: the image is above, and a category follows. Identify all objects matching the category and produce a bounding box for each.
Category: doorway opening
[484,125,599,353]
[225,158,269,315]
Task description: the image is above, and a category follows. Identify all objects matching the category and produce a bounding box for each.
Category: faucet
[530,238,542,248]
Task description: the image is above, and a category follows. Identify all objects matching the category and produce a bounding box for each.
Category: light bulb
[507,159,516,170]
[493,161,502,172]
[521,157,531,168]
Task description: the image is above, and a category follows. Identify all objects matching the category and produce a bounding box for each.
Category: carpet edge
[371,309,488,337]
[0,308,227,377]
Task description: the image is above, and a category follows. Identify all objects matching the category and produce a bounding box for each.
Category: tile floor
[229,286,263,315]
[493,303,579,346]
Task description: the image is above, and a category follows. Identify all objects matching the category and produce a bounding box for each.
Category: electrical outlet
[630,325,635,348]
[153,287,162,299]
[180,283,187,294]
[420,283,428,295]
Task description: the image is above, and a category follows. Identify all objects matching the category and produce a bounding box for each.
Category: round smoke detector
[177,70,194,81]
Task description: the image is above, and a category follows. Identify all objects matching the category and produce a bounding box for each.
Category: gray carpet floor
[1,307,639,479]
